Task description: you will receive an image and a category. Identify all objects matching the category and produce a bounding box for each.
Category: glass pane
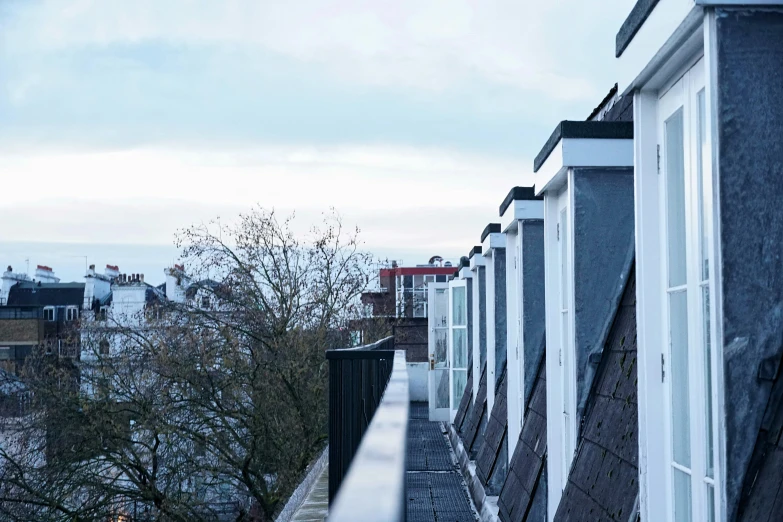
[434,288,448,327]
[452,328,467,368]
[414,275,424,289]
[452,286,466,326]
[434,329,448,367]
[670,290,691,467]
[706,484,716,522]
[697,90,710,282]
[435,369,449,408]
[703,286,714,477]
[452,369,467,405]
[560,208,569,309]
[673,468,693,522]
[666,108,687,288]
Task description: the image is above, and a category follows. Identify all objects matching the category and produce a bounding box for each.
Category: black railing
[327,339,409,522]
[326,335,395,502]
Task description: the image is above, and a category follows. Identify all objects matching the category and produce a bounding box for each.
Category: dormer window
[43,306,55,322]
[633,52,719,522]
[533,119,634,513]
[65,306,79,322]
[448,278,469,421]
[201,296,211,309]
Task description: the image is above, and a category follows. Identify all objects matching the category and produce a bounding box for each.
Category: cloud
[3,0,634,101]
[0,144,531,250]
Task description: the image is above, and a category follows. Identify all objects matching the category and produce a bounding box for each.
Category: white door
[428,282,450,421]
[557,185,575,488]
[448,278,469,422]
[506,225,524,453]
[658,57,718,522]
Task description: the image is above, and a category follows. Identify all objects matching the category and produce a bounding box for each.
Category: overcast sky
[0,0,634,283]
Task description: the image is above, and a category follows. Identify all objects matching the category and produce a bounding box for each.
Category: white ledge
[535,138,634,196]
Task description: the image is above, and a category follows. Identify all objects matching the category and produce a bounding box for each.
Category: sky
[0,0,634,284]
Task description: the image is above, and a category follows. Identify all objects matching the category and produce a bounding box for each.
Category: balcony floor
[407,402,477,521]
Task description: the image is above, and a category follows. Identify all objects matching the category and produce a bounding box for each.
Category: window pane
[670,290,691,467]
[452,286,466,326]
[452,369,467,405]
[434,329,448,367]
[560,208,569,309]
[673,468,693,522]
[452,328,467,368]
[697,90,710,282]
[706,484,716,522]
[666,108,687,288]
[703,286,714,477]
[435,369,450,408]
[434,288,448,327]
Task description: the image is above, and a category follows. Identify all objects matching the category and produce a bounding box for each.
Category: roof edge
[533,121,635,173]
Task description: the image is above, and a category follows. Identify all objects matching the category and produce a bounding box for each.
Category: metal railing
[326,336,409,521]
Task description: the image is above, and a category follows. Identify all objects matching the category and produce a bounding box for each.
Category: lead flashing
[533,121,634,173]
[481,223,502,243]
[616,0,660,57]
[534,122,634,197]
[482,233,506,255]
[459,266,473,279]
[499,186,542,217]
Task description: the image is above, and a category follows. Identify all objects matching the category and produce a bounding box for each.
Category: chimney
[105,265,120,279]
[34,265,60,284]
[165,265,189,303]
[140,274,144,283]
[1,266,31,305]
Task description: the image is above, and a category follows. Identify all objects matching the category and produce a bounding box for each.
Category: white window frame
[544,182,576,520]
[428,282,450,422]
[470,254,486,402]
[65,305,79,322]
[448,278,469,422]
[634,17,725,522]
[484,247,497,414]
[505,221,524,456]
[43,306,55,322]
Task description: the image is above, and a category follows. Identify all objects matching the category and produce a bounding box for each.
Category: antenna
[69,256,88,275]
[25,258,29,275]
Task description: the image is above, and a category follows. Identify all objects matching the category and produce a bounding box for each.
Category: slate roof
[477,365,508,495]
[498,357,548,522]
[602,92,633,123]
[454,365,474,432]
[738,325,783,520]
[460,363,488,458]
[554,266,638,522]
[184,278,222,300]
[7,282,85,307]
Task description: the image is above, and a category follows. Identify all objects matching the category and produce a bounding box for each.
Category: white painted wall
[407,362,428,402]
[165,267,190,303]
[1,268,31,304]
[83,267,112,310]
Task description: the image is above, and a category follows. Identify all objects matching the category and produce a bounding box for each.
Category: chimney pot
[140,274,144,283]
[6,266,11,272]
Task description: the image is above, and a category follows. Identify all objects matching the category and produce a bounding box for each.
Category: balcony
[282,337,477,522]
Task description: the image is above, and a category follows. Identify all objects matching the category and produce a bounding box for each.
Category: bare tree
[0,207,377,521]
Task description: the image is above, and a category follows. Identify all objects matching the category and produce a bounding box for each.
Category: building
[0,265,86,366]
[320,4,783,522]
[361,258,456,319]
